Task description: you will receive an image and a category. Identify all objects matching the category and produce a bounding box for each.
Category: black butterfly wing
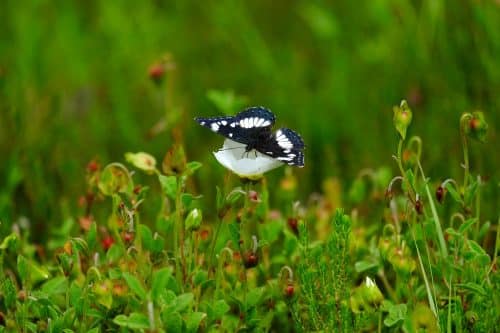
[195,106,275,145]
[257,128,305,167]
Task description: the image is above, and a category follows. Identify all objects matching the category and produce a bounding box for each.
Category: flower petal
[213,139,284,179]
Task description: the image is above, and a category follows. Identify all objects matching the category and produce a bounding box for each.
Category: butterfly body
[195,106,305,167]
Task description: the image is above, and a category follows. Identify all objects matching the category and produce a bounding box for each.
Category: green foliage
[0,1,499,331]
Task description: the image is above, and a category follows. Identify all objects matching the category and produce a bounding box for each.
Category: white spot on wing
[229,133,233,137]
[200,121,205,125]
[230,122,236,128]
[221,120,227,125]
[211,123,219,131]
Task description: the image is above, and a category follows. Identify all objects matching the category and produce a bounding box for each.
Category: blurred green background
[1,1,498,240]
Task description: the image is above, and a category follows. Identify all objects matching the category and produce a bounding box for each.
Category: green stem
[175,179,186,287]
[396,139,416,201]
[410,223,439,321]
[460,113,472,194]
[378,310,383,333]
[447,277,453,333]
[209,215,224,276]
[418,161,448,258]
[377,270,398,302]
[475,175,481,238]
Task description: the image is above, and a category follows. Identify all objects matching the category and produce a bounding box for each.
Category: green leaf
[478,221,490,240]
[212,299,230,319]
[445,183,462,203]
[175,293,194,312]
[162,310,183,333]
[464,180,479,206]
[456,282,486,297]
[246,287,264,308]
[226,188,245,205]
[216,186,224,211]
[192,270,208,287]
[70,237,89,255]
[181,193,194,210]
[0,233,18,250]
[458,218,477,234]
[151,267,173,302]
[17,255,28,283]
[113,313,150,329]
[138,224,154,251]
[354,260,379,273]
[467,240,487,257]
[87,222,97,251]
[106,244,124,263]
[122,272,147,300]
[184,161,202,176]
[186,312,207,333]
[69,282,84,315]
[384,303,407,327]
[17,255,49,285]
[159,174,178,200]
[42,276,68,295]
[1,278,16,309]
[228,222,241,251]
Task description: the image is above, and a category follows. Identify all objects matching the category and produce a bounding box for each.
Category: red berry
[101,236,114,251]
[148,63,165,83]
[87,160,99,172]
[243,251,259,268]
[284,284,295,298]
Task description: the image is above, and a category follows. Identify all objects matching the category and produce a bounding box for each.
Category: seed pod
[243,251,259,268]
[415,198,424,215]
[287,217,299,235]
[284,283,295,298]
[435,186,445,203]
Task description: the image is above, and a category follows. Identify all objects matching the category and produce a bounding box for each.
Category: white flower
[213,139,284,180]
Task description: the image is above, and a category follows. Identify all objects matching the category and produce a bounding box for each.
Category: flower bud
[388,247,416,275]
[378,237,393,260]
[122,231,134,244]
[402,149,418,168]
[243,251,259,268]
[393,100,413,140]
[101,236,114,251]
[435,185,446,204]
[287,217,299,235]
[361,277,384,307]
[186,208,202,232]
[464,111,488,143]
[414,198,424,215]
[125,152,157,174]
[87,160,100,173]
[248,190,260,202]
[148,62,166,84]
[284,283,295,298]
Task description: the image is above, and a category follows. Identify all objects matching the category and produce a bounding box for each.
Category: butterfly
[195,106,305,167]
